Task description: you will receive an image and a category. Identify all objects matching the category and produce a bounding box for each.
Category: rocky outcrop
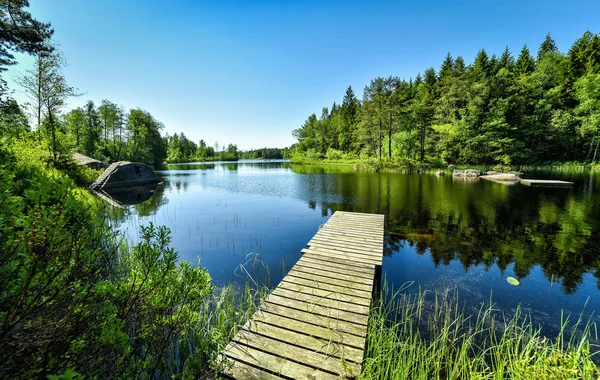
[480,173,521,183]
[90,162,160,190]
[435,171,446,176]
[72,152,104,170]
[452,169,483,178]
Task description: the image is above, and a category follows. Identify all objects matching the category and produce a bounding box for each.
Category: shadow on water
[103,182,160,206]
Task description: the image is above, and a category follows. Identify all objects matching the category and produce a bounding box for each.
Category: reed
[360,282,599,379]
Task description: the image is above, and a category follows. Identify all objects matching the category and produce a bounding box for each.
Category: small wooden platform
[221,211,385,379]
[520,179,574,188]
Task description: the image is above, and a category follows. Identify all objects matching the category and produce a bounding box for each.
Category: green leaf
[506,277,520,286]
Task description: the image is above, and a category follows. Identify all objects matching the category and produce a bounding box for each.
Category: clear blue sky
[5,0,600,150]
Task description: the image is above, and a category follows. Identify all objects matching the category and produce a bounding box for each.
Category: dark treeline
[165,133,239,163]
[240,147,291,160]
[293,32,600,167]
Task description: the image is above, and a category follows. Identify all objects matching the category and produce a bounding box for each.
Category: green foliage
[240,147,290,159]
[0,139,221,378]
[361,285,599,379]
[292,31,600,167]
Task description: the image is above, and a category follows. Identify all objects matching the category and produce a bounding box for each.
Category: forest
[292,32,600,168]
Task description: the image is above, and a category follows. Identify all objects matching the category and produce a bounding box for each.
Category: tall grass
[361,283,599,379]
[168,252,271,378]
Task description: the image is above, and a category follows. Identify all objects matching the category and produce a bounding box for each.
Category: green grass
[361,284,599,379]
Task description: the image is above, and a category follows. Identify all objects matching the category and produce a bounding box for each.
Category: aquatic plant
[361,282,599,379]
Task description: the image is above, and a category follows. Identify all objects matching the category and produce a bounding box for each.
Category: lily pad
[506,277,520,286]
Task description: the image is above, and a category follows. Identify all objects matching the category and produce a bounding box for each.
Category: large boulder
[480,173,521,183]
[453,169,483,178]
[435,171,446,176]
[90,161,160,190]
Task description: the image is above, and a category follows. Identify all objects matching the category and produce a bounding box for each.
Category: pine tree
[538,33,558,60]
[515,45,535,75]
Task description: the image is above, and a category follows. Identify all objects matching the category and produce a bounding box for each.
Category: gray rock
[435,171,446,176]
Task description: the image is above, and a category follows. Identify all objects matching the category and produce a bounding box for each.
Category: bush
[0,149,215,378]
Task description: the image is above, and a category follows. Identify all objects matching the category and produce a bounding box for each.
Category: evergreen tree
[538,33,558,60]
[515,45,536,75]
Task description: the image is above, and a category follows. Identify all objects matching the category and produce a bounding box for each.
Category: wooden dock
[520,179,574,188]
[221,211,385,379]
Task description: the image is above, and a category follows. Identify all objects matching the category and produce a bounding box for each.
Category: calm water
[113,161,600,336]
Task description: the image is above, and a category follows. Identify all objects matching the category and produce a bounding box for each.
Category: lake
[114,160,600,337]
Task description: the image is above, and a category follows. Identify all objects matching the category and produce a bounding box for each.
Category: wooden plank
[296,257,375,280]
[298,256,375,279]
[260,302,367,337]
[313,230,384,241]
[244,320,364,363]
[266,293,369,325]
[306,240,383,255]
[301,251,375,270]
[233,329,361,375]
[325,222,383,231]
[319,226,383,238]
[290,264,374,286]
[300,248,381,267]
[329,213,384,221]
[220,357,283,380]
[287,267,374,293]
[280,276,371,303]
[313,232,383,247]
[278,281,371,307]
[224,343,341,380]
[221,211,385,379]
[317,228,383,240]
[520,179,574,187]
[307,239,383,254]
[271,288,370,315]
[252,309,366,348]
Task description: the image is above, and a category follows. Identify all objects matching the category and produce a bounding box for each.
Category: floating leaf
[506,277,520,286]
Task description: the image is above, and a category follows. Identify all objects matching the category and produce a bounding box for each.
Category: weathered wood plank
[300,248,381,267]
[308,236,383,252]
[306,242,383,257]
[311,231,383,243]
[287,267,374,293]
[298,256,375,279]
[219,356,283,380]
[324,223,383,232]
[271,288,371,315]
[243,320,364,363]
[282,273,372,300]
[318,226,383,237]
[252,309,366,348]
[266,293,369,325]
[278,280,371,307]
[294,260,375,283]
[316,229,383,242]
[290,264,374,286]
[260,302,367,337]
[224,343,341,380]
[233,329,361,375]
[221,211,384,379]
[301,251,375,269]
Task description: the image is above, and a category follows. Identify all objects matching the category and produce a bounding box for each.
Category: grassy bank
[361,284,599,379]
[291,152,600,174]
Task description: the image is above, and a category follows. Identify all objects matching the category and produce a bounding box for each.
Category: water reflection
[116,161,600,335]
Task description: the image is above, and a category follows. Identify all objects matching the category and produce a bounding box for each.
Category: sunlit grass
[361,282,599,379]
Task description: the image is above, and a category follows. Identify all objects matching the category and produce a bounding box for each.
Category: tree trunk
[586,135,595,159]
[378,119,382,160]
[593,137,599,162]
